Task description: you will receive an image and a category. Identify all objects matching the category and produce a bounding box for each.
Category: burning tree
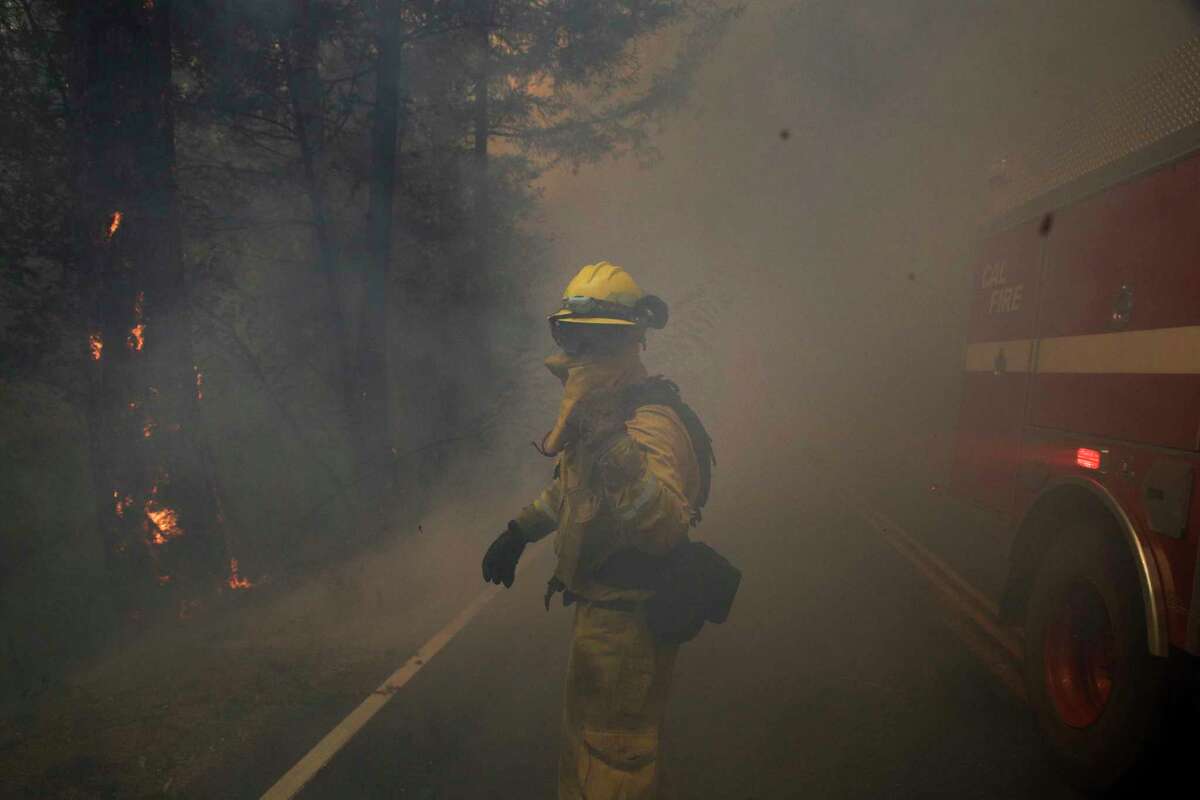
[67,0,226,603]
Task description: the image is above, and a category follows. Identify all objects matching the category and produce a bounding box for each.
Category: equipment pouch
[643,541,742,645]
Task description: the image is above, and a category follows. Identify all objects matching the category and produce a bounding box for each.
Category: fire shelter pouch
[644,541,741,644]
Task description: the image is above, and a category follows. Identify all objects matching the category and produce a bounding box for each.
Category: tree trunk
[356,0,405,525]
[284,0,356,424]
[68,0,221,606]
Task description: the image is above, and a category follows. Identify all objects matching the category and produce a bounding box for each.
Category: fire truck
[950,37,1200,790]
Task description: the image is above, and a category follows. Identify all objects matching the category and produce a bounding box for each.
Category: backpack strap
[621,376,716,525]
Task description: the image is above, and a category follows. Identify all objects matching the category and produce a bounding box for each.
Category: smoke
[8,3,1200,795]
[534,0,1200,480]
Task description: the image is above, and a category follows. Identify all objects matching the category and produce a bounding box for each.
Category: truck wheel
[1023,520,1168,792]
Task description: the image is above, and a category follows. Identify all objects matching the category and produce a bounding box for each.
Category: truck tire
[1023,519,1168,792]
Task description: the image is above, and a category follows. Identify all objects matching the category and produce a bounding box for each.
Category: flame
[142,419,156,439]
[107,211,123,238]
[227,558,253,590]
[127,292,145,351]
[145,499,183,544]
[128,323,145,352]
[89,333,103,361]
[157,574,171,585]
[194,367,204,401]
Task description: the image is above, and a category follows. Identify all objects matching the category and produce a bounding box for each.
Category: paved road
[272,454,1086,800]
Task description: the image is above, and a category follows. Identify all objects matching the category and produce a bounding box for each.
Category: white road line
[261,541,547,800]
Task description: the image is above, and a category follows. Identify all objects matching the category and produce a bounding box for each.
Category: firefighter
[482,261,703,799]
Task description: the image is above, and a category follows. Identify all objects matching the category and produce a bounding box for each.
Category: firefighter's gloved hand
[482,521,527,588]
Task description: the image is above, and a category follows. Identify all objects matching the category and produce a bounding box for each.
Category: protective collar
[539,346,647,456]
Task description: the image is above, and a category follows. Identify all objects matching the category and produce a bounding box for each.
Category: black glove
[482,521,527,588]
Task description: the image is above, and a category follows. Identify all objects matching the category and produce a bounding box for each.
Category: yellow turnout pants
[558,602,678,800]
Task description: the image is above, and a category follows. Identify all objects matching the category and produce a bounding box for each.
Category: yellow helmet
[549,261,666,328]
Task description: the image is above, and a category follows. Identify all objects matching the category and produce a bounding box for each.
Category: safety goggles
[549,318,639,356]
[552,295,639,323]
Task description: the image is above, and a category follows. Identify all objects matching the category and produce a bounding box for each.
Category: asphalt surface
[266,453,1087,800]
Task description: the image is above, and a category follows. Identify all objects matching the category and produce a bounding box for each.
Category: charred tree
[67,0,222,605]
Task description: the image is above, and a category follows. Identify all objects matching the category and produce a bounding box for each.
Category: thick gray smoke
[535,0,1200,481]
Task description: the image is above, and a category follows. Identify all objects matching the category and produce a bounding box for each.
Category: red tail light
[1075,448,1102,470]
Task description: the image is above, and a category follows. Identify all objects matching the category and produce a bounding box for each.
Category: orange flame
[157,574,172,585]
[127,292,145,351]
[89,333,103,361]
[142,419,157,439]
[127,323,145,352]
[145,499,183,544]
[227,558,253,590]
[107,211,123,238]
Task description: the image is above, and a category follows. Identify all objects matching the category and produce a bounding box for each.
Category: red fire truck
[950,40,1200,790]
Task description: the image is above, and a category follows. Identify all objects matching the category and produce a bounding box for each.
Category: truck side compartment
[950,220,1044,519]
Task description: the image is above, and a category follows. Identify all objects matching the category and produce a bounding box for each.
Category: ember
[89,333,103,361]
[107,211,122,238]
[114,493,134,518]
[227,558,253,590]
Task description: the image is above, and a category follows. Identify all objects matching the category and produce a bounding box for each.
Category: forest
[11,2,1200,798]
[0,0,734,781]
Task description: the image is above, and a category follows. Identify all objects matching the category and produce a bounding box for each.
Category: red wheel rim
[1043,582,1116,728]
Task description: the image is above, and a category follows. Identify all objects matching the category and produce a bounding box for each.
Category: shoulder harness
[620,376,716,525]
